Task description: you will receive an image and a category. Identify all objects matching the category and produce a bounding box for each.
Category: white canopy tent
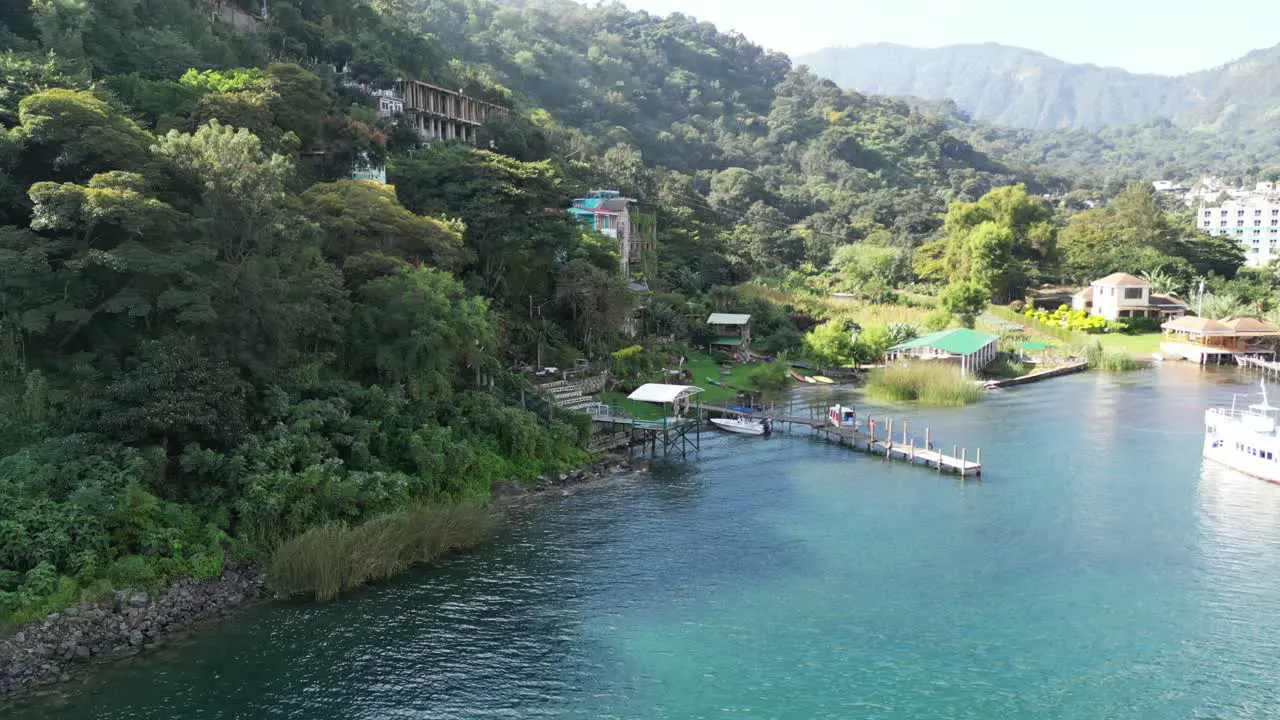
[627,383,704,420]
[623,384,705,456]
[627,383,703,404]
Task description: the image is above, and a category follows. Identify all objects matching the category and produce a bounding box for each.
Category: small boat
[827,404,856,428]
[705,377,722,386]
[710,416,771,436]
[788,369,809,383]
[1204,379,1280,483]
[811,375,834,384]
[1151,352,1165,363]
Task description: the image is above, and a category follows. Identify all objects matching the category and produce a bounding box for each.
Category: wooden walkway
[1238,355,1280,375]
[701,405,982,476]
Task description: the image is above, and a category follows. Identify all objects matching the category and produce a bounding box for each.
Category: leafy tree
[153,120,292,263]
[852,325,894,364]
[7,89,153,190]
[302,180,468,271]
[802,319,854,370]
[923,185,1054,299]
[708,168,764,217]
[938,281,989,328]
[391,145,580,302]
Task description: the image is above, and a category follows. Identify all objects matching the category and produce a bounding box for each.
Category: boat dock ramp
[700,404,982,477]
[593,397,983,476]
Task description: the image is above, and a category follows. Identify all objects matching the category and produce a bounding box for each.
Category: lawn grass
[597,351,785,420]
[1093,332,1163,356]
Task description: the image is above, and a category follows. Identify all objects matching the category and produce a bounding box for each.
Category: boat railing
[1208,407,1268,421]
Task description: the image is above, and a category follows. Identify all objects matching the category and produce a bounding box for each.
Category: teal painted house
[568,190,657,277]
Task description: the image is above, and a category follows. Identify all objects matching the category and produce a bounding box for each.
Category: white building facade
[1199,194,1280,267]
[1072,273,1187,321]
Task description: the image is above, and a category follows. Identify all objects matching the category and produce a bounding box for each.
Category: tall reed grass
[1077,343,1139,372]
[865,362,982,406]
[267,503,497,602]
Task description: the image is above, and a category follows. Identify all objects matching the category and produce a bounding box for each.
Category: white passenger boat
[710,416,771,436]
[1204,380,1280,483]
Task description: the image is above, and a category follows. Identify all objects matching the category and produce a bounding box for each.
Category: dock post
[902,422,908,445]
[961,448,967,477]
[909,439,915,463]
[886,419,893,458]
[925,427,931,454]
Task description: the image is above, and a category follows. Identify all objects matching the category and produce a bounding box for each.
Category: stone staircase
[536,374,609,414]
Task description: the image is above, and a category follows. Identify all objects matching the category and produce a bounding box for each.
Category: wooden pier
[701,404,982,477]
[1237,355,1280,376]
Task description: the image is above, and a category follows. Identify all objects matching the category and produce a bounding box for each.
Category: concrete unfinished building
[387,80,507,145]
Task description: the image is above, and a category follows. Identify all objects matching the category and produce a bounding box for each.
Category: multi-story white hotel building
[1199,194,1280,267]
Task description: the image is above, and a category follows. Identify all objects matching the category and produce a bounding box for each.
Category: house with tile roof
[885,328,999,375]
[1071,272,1187,322]
[1160,315,1280,364]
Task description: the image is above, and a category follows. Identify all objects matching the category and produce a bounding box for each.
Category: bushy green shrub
[884,322,919,346]
[610,345,650,377]
[852,325,894,364]
[745,361,790,396]
[923,309,952,332]
[1023,306,1108,334]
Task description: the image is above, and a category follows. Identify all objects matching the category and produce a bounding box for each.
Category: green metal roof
[711,336,745,346]
[888,328,998,356]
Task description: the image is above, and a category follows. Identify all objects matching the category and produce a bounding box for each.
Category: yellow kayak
[811,376,834,384]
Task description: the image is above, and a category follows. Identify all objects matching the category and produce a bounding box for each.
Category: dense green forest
[0,0,1039,619]
[0,0,1262,621]
[0,0,607,619]
[952,114,1280,187]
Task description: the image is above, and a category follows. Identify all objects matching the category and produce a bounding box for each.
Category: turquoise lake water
[8,364,1280,718]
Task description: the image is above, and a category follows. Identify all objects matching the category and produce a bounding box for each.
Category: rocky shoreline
[0,563,266,702]
[0,453,641,703]
[490,454,643,503]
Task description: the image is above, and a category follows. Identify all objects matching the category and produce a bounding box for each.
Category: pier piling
[690,403,983,476]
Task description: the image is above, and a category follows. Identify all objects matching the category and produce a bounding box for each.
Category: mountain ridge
[796,41,1280,132]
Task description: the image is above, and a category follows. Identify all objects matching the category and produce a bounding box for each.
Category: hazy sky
[621,0,1279,75]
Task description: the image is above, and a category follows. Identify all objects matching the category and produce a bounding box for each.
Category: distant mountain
[796,42,1280,132]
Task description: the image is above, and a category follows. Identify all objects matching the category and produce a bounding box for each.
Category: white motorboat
[710,416,771,436]
[1204,380,1280,483]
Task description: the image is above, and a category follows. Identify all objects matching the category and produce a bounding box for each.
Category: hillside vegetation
[798,42,1280,133]
[799,42,1280,181]
[0,0,1049,618]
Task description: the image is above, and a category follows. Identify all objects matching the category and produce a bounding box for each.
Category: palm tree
[1140,268,1183,296]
